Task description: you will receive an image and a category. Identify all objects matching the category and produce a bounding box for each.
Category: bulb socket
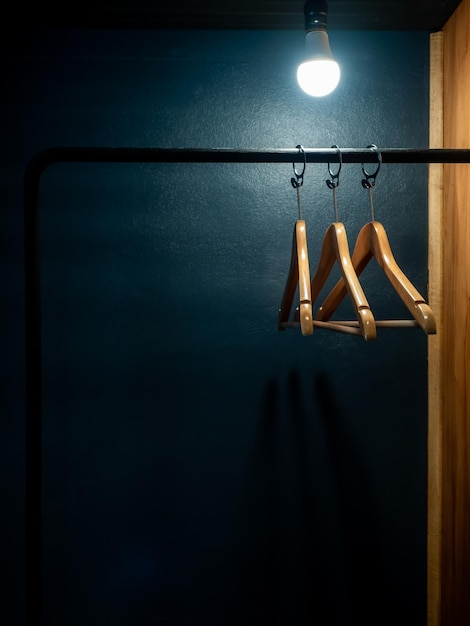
[304,0,328,32]
[304,30,334,61]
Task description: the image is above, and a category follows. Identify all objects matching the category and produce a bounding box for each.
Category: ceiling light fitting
[297,0,340,97]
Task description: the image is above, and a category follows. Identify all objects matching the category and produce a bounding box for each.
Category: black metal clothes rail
[23,146,470,625]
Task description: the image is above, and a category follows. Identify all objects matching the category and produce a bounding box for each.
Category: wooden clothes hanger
[291,146,377,340]
[278,146,313,336]
[297,221,377,339]
[278,146,377,340]
[316,146,437,335]
[277,146,374,338]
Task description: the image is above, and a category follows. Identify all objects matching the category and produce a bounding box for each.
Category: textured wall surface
[1,28,429,626]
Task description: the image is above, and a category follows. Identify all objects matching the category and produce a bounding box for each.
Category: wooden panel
[432,0,470,623]
[428,30,444,626]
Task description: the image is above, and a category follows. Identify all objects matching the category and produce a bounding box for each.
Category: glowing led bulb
[297,59,340,97]
[297,3,340,97]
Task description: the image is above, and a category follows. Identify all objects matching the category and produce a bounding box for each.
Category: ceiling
[16,0,463,31]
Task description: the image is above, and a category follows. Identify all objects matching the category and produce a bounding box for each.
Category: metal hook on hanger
[326,144,342,222]
[278,144,313,336]
[291,144,306,220]
[361,144,382,221]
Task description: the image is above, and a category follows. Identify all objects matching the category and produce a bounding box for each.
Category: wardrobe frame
[428,0,470,622]
[23,143,469,626]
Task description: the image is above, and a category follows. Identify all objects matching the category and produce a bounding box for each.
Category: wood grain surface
[428,29,444,626]
[429,1,470,624]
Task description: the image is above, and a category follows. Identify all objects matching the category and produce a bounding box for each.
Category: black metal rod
[23,145,470,626]
[24,147,470,176]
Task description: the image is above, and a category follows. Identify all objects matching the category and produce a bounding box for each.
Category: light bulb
[297,59,340,97]
[297,2,340,97]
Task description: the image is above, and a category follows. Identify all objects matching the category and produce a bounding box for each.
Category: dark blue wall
[1,28,429,625]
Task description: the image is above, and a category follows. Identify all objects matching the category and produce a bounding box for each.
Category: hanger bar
[326,320,420,328]
[281,321,363,335]
[280,319,420,332]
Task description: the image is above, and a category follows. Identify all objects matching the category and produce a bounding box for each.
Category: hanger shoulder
[278,220,313,335]
[309,223,338,303]
[331,223,372,308]
[295,220,314,335]
[312,223,376,340]
[369,222,437,334]
[332,223,376,340]
[317,221,436,335]
[293,222,337,328]
[315,222,373,320]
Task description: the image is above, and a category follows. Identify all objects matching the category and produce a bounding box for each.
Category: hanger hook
[290,145,306,220]
[361,144,381,221]
[361,144,382,189]
[326,145,342,222]
[291,144,306,189]
[326,144,342,190]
